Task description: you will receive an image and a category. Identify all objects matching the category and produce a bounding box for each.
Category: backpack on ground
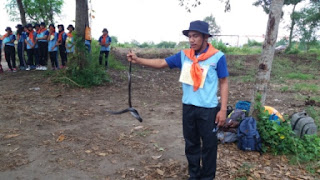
[235,101,251,113]
[218,109,246,143]
[237,117,262,153]
[291,111,317,138]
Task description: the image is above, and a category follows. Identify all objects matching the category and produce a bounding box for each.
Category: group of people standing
[0,22,75,72]
[0,22,112,73]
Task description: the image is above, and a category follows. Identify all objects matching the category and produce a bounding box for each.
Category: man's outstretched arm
[127,51,168,69]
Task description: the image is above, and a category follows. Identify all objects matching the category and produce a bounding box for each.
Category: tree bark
[16,0,26,26]
[75,0,89,41]
[75,0,89,69]
[250,0,285,118]
[288,3,297,51]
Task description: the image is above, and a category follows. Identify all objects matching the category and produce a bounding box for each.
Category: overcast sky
[0,0,307,45]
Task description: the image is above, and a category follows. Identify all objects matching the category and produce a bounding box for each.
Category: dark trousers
[27,49,35,66]
[183,104,218,180]
[99,51,110,67]
[17,42,26,67]
[38,41,48,66]
[59,45,67,66]
[34,48,39,66]
[49,51,59,68]
[4,45,16,70]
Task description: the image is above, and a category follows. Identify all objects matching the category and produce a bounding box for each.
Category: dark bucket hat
[67,24,74,30]
[5,27,12,32]
[27,23,33,28]
[182,20,212,37]
[49,24,55,28]
[40,22,46,27]
[15,24,23,29]
[34,23,40,28]
[58,24,64,31]
[102,28,108,33]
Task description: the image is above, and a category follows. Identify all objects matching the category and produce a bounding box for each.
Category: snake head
[129,108,143,122]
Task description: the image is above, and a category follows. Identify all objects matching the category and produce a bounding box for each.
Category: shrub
[55,35,109,87]
[255,94,320,164]
[244,39,262,47]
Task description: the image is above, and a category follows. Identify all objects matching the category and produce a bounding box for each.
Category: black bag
[291,111,317,138]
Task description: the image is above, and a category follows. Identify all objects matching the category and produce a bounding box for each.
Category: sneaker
[12,68,17,72]
[26,66,31,71]
[42,66,47,71]
[36,66,41,70]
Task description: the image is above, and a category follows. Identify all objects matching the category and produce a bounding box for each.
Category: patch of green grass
[271,57,293,82]
[242,75,255,83]
[233,58,245,70]
[280,86,289,92]
[241,69,255,83]
[286,73,315,80]
[108,54,126,70]
[226,46,261,55]
[294,95,320,103]
[293,83,320,93]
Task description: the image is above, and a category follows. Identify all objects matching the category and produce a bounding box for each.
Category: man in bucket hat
[127,20,229,179]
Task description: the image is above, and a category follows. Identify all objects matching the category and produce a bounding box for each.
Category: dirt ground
[0,50,319,180]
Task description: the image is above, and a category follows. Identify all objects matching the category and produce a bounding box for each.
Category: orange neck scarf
[49,27,55,36]
[67,32,73,38]
[2,32,12,40]
[28,30,35,43]
[38,27,47,34]
[58,31,64,42]
[183,43,219,91]
[101,34,108,44]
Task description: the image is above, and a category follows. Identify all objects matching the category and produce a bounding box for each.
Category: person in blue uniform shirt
[25,24,38,70]
[98,28,112,69]
[16,24,27,70]
[47,24,59,70]
[57,24,67,68]
[36,22,49,70]
[126,20,229,180]
[3,27,17,72]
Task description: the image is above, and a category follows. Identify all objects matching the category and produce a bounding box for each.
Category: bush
[255,94,320,164]
[285,46,300,54]
[244,39,262,47]
[54,34,109,88]
[211,40,228,53]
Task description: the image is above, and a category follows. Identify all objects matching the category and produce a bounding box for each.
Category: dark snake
[107,61,143,122]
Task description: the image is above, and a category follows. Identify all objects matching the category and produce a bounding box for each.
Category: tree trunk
[16,0,26,26]
[75,0,89,41]
[75,0,89,69]
[250,0,285,118]
[48,0,54,24]
[287,3,297,51]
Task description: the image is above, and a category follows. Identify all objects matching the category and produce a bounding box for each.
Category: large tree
[253,0,304,51]
[250,0,285,117]
[295,0,320,50]
[75,0,89,41]
[6,0,63,25]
